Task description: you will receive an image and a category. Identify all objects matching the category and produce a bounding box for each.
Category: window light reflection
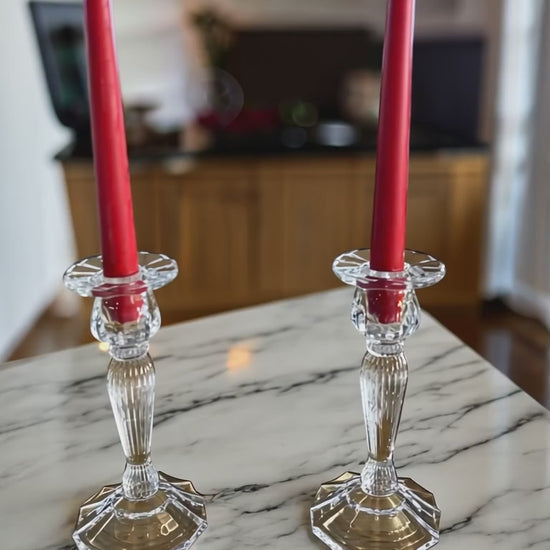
[226,341,255,371]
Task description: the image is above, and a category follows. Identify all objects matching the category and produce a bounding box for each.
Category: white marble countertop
[2,288,550,549]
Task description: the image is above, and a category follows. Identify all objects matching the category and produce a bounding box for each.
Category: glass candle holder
[310,249,445,550]
[64,252,207,550]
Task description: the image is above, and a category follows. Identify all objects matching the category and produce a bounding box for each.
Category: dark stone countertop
[56,124,487,164]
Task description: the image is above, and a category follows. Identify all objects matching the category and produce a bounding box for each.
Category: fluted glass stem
[107,352,159,501]
[360,343,408,496]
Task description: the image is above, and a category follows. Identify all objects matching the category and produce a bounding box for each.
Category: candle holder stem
[108,353,159,501]
[359,343,407,497]
[65,253,207,550]
[311,249,445,550]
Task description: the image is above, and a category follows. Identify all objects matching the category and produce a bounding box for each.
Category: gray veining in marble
[2,288,550,549]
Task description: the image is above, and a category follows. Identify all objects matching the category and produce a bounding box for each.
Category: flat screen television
[29,1,89,135]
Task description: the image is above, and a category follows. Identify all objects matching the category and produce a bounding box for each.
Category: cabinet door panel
[259,159,370,296]
[407,178,448,259]
[183,179,257,296]
[158,170,259,313]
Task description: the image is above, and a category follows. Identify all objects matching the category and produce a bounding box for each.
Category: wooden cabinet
[62,151,488,320]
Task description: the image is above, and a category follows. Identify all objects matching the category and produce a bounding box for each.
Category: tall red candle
[84,0,139,279]
[370,0,415,272]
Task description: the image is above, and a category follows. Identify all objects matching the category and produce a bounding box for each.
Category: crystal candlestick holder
[310,249,445,550]
[64,252,207,550]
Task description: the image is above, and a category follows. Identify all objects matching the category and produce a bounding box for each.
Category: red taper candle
[84,0,139,279]
[370,0,415,272]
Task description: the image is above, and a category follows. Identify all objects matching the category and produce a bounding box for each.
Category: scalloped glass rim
[333,249,445,289]
[64,252,179,297]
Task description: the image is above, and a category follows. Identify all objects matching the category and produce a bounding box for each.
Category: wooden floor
[8,300,550,408]
[429,301,550,408]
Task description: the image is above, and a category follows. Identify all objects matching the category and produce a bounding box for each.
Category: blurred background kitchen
[1,0,549,402]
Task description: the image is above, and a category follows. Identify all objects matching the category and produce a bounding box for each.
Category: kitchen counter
[1,288,549,549]
[55,124,486,164]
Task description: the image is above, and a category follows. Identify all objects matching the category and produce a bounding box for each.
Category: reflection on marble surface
[1,288,550,549]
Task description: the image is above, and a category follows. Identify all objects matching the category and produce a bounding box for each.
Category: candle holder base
[311,472,440,550]
[73,473,207,550]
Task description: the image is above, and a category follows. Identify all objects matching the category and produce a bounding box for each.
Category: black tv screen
[29,1,89,132]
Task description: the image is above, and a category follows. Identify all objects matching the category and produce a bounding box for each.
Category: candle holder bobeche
[310,249,445,550]
[64,252,207,550]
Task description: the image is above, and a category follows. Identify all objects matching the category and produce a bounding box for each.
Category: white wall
[0,0,74,360]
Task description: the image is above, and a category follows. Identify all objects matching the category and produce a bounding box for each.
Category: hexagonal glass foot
[311,472,440,550]
[73,473,208,550]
